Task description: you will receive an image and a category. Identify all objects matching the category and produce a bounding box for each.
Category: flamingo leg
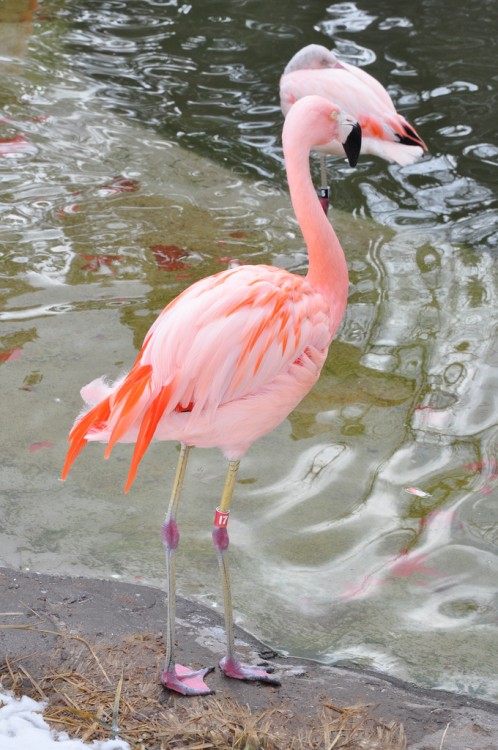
[318,154,330,214]
[212,460,280,686]
[161,443,214,696]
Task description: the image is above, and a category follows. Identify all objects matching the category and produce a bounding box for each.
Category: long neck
[284,139,349,327]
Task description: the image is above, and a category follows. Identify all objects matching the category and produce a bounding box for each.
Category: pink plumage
[280,44,427,165]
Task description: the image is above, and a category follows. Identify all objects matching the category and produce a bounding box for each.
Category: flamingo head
[284,95,362,167]
[283,44,340,73]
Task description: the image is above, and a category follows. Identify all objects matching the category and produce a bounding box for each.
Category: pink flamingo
[280,44,427,210]
[62,95,361,696]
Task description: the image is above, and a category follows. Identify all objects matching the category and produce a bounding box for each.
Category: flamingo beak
[343,122,362,167]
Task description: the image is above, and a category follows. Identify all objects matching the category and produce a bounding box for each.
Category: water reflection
[0,0,497,700]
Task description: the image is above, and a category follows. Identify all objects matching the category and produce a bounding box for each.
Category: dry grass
[0,630,406,750]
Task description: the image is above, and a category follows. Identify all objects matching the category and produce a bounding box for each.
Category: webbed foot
[219,655,280,685]
[161,663,215,695]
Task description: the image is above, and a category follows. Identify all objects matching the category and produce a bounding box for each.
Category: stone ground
[0,567,497,749]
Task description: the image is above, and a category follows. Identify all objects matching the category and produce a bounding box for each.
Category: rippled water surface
[1,0,497,700]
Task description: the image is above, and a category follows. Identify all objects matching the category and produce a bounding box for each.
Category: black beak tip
[343,122,362,167]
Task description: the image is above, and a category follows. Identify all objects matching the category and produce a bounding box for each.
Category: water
[1,0,497,700]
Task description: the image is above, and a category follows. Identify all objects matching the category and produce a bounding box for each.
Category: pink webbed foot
[219,656,281,686]
[161,663,215,696]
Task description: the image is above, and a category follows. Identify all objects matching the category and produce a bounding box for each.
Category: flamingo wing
[336,59,396,111]
[63,265,332,490]
[280,67,385,118]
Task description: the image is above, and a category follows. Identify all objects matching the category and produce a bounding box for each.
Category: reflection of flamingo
[280,44,427,210]
[62,95,361,696]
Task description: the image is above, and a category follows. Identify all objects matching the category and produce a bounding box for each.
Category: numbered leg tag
[214,508,230,527]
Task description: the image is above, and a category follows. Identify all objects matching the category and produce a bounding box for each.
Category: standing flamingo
[62,95,361,696]
[280,44,427,211]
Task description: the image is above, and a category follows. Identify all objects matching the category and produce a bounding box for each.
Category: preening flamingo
[280,44,427,210]
[62,95,361,696]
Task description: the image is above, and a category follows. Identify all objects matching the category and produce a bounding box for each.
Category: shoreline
[1,566,497,748]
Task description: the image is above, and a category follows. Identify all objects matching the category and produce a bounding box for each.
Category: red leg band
[214,507,230,527]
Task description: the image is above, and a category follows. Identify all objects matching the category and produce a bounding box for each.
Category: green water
[0,0,497,700]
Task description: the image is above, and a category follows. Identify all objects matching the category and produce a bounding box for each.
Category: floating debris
[404,487,432,498]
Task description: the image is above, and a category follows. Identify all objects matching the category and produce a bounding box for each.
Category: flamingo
[62,95,361,696]
[280,43,427,211]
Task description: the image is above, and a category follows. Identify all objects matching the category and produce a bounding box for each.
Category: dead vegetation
[0,628,406,749]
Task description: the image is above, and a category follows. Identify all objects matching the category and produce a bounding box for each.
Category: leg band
[214,507,230,527]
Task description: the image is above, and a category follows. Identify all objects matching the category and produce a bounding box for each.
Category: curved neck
[283,138,349,326]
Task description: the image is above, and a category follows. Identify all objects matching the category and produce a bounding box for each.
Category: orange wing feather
[105,364,152,457]
[125,380,177,492]
[61,398,111,480]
